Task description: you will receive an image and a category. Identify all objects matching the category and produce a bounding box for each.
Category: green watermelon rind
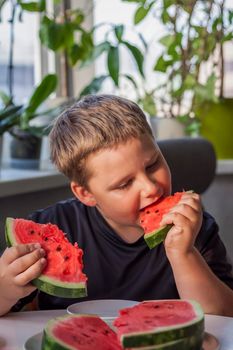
[120,300,204,348]
[129,333,204,350]
[144,224,172,249]
[32,276,87,298]
[121,320,204,348]
[5,217,87,298]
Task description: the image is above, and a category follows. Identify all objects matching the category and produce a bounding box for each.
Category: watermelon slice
[42,314,122,350]
[140,192,183,249]
[114,300,204,348]
[5,218,87,298]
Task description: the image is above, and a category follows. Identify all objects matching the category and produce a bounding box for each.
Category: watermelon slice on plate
[114,299,204,348]
[41,314,122,350]
[5,218,87,298]
[139,192,184,249]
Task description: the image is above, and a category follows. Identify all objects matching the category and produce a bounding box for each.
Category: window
[0,2,41,105]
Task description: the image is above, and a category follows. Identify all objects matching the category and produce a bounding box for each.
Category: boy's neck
[104,218,144,244]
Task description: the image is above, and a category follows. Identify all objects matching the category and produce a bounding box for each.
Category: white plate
[67,299,138,320]
[24,332,42,350]
[24,331,220,350]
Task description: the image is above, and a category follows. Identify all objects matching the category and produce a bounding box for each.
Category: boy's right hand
[0,243,46,311]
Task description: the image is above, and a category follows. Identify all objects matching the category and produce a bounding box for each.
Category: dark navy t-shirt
[12,198,233,311]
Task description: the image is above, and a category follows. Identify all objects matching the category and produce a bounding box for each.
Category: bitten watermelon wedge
[114,300,204,349]
[5,218,87,298]
[42,314,122,350]
[139,192,184,249]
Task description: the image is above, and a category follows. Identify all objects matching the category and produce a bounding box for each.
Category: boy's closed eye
[118,179,133,190]
[146,160,158,172]
[116,159,159,190]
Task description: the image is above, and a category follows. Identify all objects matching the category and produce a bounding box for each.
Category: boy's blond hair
[50,94,154,187]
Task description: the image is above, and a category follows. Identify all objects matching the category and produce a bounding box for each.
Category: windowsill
[0,159,232,198]
[216,160,233,175]
[0,165,69,198]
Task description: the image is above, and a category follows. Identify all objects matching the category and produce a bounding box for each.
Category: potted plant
[120,0,233,157]
[0,73,58,169]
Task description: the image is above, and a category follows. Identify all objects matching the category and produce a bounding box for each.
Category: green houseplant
[0,74,58,169]
[0,0,146,162]
[121,0,233,157]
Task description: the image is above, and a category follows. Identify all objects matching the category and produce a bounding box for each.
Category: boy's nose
[140,176,160,199]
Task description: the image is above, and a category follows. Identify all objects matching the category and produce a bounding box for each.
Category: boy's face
[73,135,171,242]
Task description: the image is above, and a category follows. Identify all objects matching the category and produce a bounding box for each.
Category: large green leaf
[159,34,176,47]
[68,8,85,26]
[24,74,58,118]
[0,91,13,107]
[107,46,120,86]
[18,0,45,12]
[79,41,111,68]
[153,56,173,72]
[39,16,67,51]
[221,32,233,43]
[79,75,107,97]
[134,3,154,25]
[0,105,23,121]
[114,25,124,42]
[0,112,21,135]
[69,44,85,66]
[122,41,144,77]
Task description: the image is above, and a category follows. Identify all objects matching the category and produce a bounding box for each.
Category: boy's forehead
[85,136,159,177]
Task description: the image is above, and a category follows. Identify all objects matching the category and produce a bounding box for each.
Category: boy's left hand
[160,192,203,257]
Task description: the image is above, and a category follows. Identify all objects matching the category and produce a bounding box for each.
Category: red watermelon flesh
[42,314,122,350]
[114,300,204,348]
[5,218,87,298]
[114,300,196,334]
[139,192,183,248]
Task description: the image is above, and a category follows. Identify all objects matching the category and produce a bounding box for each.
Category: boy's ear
[70,181,97,207]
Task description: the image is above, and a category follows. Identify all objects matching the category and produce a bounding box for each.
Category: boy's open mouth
[140,195,164,212]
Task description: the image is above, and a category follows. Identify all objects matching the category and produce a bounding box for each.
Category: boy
[0,94,233,316]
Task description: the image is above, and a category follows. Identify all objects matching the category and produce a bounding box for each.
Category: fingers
[161,211,190,228]
[2,243,42,265]
[160,192,202,226]
[14,258,46,286]
[9,246,46,276]
[178,192,202,212]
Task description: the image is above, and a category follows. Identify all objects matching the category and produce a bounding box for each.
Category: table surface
[0,309,233,350]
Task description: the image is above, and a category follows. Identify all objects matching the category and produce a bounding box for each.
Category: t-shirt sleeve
[195,212,233,290]
[10,290,38,312]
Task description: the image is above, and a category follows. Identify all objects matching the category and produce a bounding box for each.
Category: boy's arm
[161,192,233,317]
[0,244,46,316]
[168,247,233,316]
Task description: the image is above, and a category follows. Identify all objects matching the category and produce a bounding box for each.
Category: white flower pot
[149,118,186,140]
